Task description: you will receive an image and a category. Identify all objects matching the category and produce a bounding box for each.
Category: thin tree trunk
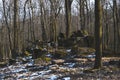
[85,0,90,32]
[13,0,18,58]
[94,0,102,69]
[40,0,47,41]
[65,0,73,38]
[22,0,29,51]
[30,0,35,42]
[79,0,85,30]
[113,0,117,53]
[105,3,109,49]
[2,0,12,59]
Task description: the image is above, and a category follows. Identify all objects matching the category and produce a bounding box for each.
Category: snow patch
[62,77,70,80]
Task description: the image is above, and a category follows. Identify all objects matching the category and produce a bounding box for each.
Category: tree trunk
[85,0,90,33]
[13,0,18,58]
[40,0,47,41]
[105,3,109,49]
[65,0,73,38]
[30,0,35,42]
[94,0,102,69]
[80,0,85,30]
[112,0,119,53]
[2,0,12,59]
[22,0,29,51]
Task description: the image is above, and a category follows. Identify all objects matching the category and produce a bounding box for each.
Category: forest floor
[0,54,120,80]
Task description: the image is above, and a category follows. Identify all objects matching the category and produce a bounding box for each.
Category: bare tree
[29,0,36,42]
[94,0,103,69]
[2,0,12,59]
[22,0,29,50]
[39,0,47,41]
[13,0,18,58]
[49,0,62,42]
[65,0,73,38]
[79,0,85,30]
[113,0,120,52]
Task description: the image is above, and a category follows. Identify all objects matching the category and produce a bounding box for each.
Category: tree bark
[13,0,18,58]
[40,0,47,41]
[65,0,73,38]
[94,0,102,69]
[2,0,12,59]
